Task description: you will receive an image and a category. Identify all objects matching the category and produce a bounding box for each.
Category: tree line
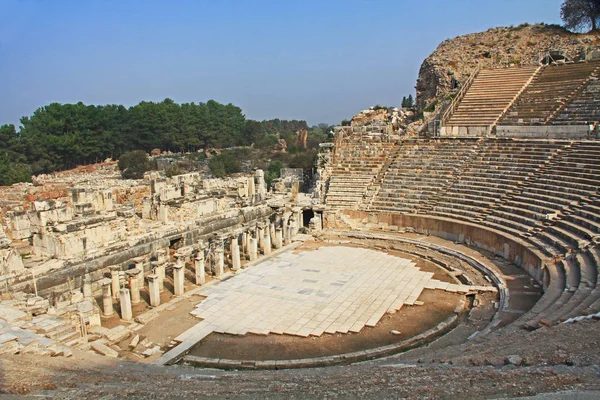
[0,99,330,185]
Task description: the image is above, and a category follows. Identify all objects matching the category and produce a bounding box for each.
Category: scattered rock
[505,355,523,366]
[129,334,140,349]
[90,340,119,358]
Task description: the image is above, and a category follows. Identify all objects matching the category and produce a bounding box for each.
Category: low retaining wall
[496,125,592,138]
[182,314,460,370]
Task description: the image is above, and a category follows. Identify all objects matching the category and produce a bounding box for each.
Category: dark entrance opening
[302,209,315,227]
[540,51,571,65]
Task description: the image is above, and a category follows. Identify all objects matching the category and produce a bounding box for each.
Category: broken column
[101,279,114,318]
[282,212,291,245]
[215,241,224,276]
[133,257,145,288]
[256,169,267,200]
[248,237,258,261]
[269,222,276,245]
[195,251,206,285]
[156,249,168,264]
[128,269,141,305]
[173,263,185,296]
[110,266,120,299]
[147,274,160,307]
[258,225,265,253]
[120,289,133,321]
[264,225,272,255]
[275,228,283,249]
[248,176,256,203]
[231,239,241,271]
[241,232,248,256]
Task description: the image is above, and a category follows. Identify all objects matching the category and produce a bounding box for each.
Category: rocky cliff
[416,24,600,111]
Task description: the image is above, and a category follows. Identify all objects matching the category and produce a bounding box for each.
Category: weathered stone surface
[91,340,119,358]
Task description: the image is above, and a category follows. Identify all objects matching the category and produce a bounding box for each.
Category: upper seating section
[500,61,600,125]
[445,66,539,127]
[325,142,396,210]
[553,74,600,125]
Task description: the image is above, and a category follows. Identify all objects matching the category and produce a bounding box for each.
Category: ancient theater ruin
[1,22,600,398]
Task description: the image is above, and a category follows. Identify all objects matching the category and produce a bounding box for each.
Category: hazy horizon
[0,0,564,128]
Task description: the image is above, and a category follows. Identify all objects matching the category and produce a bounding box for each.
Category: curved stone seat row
[340,138,600,327]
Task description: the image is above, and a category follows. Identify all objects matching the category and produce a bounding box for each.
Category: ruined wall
[416,24,600,111]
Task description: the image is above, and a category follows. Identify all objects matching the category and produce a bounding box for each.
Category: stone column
[258,226,265,253]
[248,176,256,202]
[289,214,298,238]
[120,289,133,321]
[215,243,224,276]
[83,275,93,300]
[264,227,272,255]
[195,252,206,285]
[248,237,258,261]
[153,262,166,293]
[110,266,120,299]
[231,239,241,271]
[275,228,283,249]
[101,279,114,318]
[134,258,145,288]
[256,169,266,199]
[282,213,291,245]
[128,269,141,305]
[269,223,276,245]
[147,274,160,307]
[156,249,168,264]
[173,264,185,296]
[241,232,248,255]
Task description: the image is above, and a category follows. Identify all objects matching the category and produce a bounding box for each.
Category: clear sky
[0,0,564,127]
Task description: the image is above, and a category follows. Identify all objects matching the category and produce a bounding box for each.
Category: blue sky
[0,0,564,127]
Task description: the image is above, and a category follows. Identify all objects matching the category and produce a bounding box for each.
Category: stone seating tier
[499,61,600,125]
[446,65,540,127]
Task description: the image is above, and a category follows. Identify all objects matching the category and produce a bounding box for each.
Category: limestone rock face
[416,24,600,111]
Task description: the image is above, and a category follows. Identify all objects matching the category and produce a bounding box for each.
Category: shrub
[208,151,241,178]
[118,150,150,179]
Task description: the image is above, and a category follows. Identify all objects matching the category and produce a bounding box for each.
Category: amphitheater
[1,60,600,397]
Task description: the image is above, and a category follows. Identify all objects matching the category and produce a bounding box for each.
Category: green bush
[118,150,150,179]
[208,151,241,178]
[264,160,283,189]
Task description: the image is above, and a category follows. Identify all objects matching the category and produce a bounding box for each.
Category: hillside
[416,23,600,111]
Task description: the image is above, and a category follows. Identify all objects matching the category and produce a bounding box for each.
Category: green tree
[561,0,600,31]
[118,150,150,179]
[0,156,32,186]
[407,94,414,108]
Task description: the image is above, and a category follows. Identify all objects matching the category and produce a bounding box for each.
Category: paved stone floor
[156,246,495,364]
